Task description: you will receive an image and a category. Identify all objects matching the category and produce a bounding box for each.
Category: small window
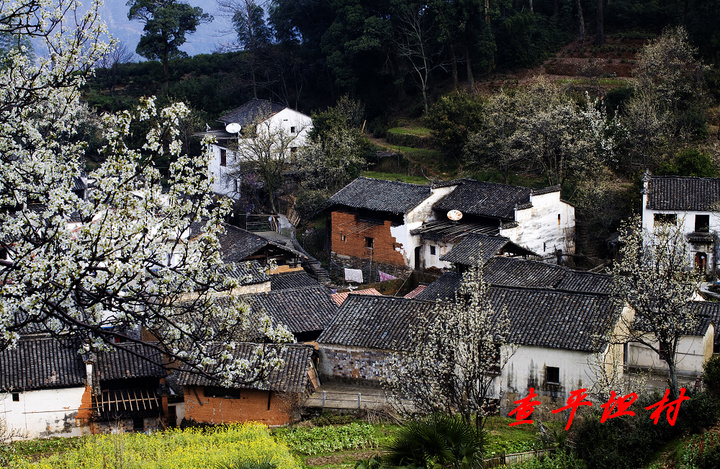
[290,126,296,134]
[430,246,436,256]
[654,213,677,226]
[696,214,710,232]
[558,214,561,225]
[546,366,560,385]
[220,148,227,167]
[365,237,374,249]
[12,392,19,402]
[341,234,346,242]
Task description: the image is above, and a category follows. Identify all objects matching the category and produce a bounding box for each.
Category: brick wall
[183,386,295,426]
[318,346,392,384]
[331,211,406,267]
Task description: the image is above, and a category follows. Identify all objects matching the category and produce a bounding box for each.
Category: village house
[327,177,575,281]
[178,344,315,426]
[642,173,720,273]
[0,337,89,439]
[205,99,313,199]
[316,288,624,410]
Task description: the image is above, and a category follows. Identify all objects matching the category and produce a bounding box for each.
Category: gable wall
[317,345,393,384]
[183,385,294,426]
[0,387,89,439]
[503,192,575,260]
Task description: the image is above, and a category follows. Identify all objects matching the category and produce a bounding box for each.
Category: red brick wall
[331,211,406,266]
[183,386,294,426]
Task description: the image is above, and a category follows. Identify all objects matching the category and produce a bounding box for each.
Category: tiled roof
[327,177,432,214]
[483,257,567,289]
[646,176,720,211]
[218,98,286,125]
[416,259,612,300]
[222,261,271,285]
[177,344,313,393]
[318,295,437,351]
[95,342,167,382]
[241,286,338,334]
[0,337,86,391]
[271,270,320,290]
[433,179,532,220]
[490,287,621,352]
[319,287,621,353]
[439,234,536,265]
[687,301,720,337]
[404,285,427,299]
[410,220,499,242]
[331,289,382,306]
[415,271,461,301]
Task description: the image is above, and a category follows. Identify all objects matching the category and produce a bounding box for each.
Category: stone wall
[318,345,393,384]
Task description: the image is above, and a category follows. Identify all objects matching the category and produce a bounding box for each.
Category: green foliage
[276,423,379,456]
[680,432,720,469]
[13,424,298,469]
[354,455,382,469]
[383,414,485,469]
[309,95,365,142]
[361,171,429,185]
[426,92,483,160]
[295,189,331,220]
[703,354,720,397]
[658,148,718,177]
[514,451,586,469]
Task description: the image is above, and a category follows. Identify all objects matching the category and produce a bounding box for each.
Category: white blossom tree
[384,264,514,429]
[0,0,292,387]
[611,215,700,399]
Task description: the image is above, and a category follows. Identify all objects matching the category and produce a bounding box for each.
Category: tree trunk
[554,0,560,20]
[577,0,585,41]
[450,45,459,90]
[465,45,474,92]
[595,0,604,46]
[529,0,533,13]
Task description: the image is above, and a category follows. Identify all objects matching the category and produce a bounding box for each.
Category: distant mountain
[100,0,235,59]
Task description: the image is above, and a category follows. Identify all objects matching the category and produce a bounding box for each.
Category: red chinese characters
[508,387,541,426]
[600,391,637,422]
[646,388,689,426]
[552,388,592,430]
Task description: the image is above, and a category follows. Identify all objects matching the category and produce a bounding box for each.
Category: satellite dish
[447,209,463,221]
[225,123,242,134]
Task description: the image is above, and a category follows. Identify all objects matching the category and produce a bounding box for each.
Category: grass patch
[557,77,632,88]
[484,417,545,457]
[1,437,85,466]
[362,171,429,185]
[387,127,432,137]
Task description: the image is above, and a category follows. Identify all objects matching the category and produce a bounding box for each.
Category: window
[558,214,561,225]
[220,148,227,167]
[12,392,19,402]
[365,237,374,249]
[430,246,436,256]
[545,366,560,385]
[290,126,296,134]
[658,342,669,360]
[341,234,347,242]
[654,213,677,226]
[696,214,710,232]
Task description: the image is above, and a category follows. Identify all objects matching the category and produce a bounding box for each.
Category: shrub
[680,432,720,469]
[703,353,720,397]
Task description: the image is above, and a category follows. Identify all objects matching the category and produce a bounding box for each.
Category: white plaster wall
[503,191,575,258]
[400,185,458,269]
[503,346,595,397]
[0,388,88,439]
[208,142,239,197]
[261,108,313,148]
[422,241,453,270]
[627,336,707,376]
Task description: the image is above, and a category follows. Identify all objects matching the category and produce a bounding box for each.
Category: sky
[100,0,235,59]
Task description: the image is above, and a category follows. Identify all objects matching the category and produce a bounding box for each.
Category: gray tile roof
[271,270,320,290]
[646,176,720,211]
[410,220,499,242]
[0,338,86,391]
[433,179,533,220]
[239,285,338,334]
[222,261,271,285]
[177,344,313,393]
[319,287,621,353]
[416,258,612,300]
[95,342,167,382]
[687,301,720,337]
[318,295,437,351]
[328,177,433,214]
[439,234,536,265]
[218,99,286,125]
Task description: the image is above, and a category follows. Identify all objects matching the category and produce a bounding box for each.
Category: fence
[483,449,553,468]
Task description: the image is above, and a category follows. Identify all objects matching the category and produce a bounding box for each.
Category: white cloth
[344,268,364,283]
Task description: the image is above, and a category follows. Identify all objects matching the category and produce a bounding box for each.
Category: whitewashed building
[641,174,720,273]
[206,99,313,199]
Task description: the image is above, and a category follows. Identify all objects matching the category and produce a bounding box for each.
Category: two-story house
[206,99,313,199]
[642,173,720,274]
